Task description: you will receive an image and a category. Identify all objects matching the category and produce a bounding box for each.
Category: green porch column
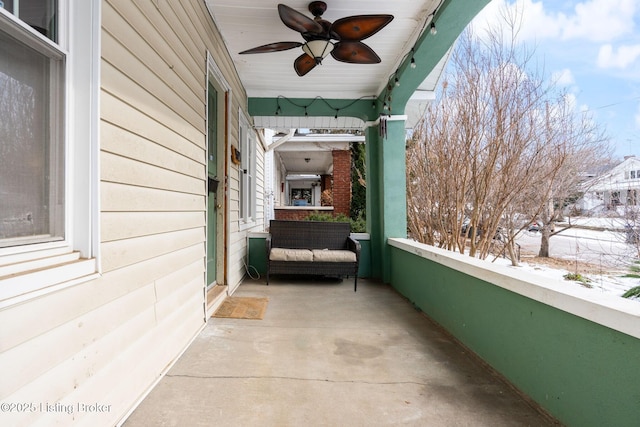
[366,117,407,282]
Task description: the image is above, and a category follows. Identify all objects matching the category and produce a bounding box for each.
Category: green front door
[206,81,218,287]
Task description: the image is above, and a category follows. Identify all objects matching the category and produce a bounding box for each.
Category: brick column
[320,174,331,193]
[332,149,351,217]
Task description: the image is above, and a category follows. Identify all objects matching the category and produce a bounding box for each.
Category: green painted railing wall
[248,236,268,277]
[248,235,371,278]
[390,244,640,427]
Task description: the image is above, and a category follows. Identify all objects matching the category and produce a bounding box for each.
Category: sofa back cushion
[269,220,350,250]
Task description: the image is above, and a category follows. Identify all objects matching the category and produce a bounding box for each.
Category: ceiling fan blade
[331,15,394,41]
[239,41,303,54]
[294,53,318,76]
[278,4,323,34]
[331,41,381,64]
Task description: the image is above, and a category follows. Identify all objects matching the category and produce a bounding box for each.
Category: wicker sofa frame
[266,220,361,291]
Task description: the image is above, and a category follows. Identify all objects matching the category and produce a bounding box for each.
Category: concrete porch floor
[124,278,558,426]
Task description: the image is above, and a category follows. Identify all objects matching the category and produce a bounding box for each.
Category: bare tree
[534,97,610,257]
[406,4,610,265]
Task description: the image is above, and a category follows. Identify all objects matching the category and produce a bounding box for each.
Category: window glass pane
[1,0,58,41]
[0,26,64,246]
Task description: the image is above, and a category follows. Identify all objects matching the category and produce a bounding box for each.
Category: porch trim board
[389,237,640,427]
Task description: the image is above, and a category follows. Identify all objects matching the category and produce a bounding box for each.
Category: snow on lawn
[559,216,629,229]
[492,215,640,300]
[492,256,639,300]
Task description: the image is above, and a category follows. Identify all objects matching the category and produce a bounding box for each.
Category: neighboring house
[0,1,488,425]
[266,131,365,221]
[581,155,640,211]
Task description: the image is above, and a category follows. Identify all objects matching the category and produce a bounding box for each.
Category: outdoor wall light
[302,40,334,64]
[430,22,437,35]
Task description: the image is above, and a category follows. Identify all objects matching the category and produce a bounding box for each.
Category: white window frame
[239,110,256,228]
[0,1,100,307]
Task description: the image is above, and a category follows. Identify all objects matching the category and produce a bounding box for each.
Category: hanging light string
[380,1,442,116]
[274,95,377,118]
[419,0,443,36]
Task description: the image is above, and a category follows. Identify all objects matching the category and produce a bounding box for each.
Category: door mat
[213,297,269,320]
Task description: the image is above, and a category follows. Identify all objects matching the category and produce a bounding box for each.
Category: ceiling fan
[239,1,394,76]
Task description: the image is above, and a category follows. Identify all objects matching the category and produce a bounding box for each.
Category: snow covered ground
[504,217,640,300]
[493,256,639,300]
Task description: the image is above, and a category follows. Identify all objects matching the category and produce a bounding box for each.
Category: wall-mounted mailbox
[208,176,220,194]
[231,145,241,165]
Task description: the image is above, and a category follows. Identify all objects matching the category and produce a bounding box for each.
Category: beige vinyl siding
[0,0,257,425]
[227,133,266,292]
[255,145,266,219]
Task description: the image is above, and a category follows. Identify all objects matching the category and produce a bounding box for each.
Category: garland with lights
[274,95,377,119]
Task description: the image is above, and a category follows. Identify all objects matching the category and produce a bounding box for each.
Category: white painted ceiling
[273,133,365,174]
[206,0,442,100]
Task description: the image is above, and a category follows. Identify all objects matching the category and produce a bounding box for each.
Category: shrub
[622,286,640,300]
[305,212,337,222]
[305,212,365,233]
[563,272,592,288]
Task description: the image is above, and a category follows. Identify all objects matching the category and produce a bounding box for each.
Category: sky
[471,0,640,160]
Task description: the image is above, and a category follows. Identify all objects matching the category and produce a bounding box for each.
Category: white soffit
[206,0,442,100]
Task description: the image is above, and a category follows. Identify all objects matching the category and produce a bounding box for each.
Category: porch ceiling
[206,0,491,130]
[206,0,441,100]
[274,133,365,174]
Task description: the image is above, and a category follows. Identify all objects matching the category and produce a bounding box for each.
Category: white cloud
[472,0,557,42]
[635,104,640,129]
[473,0,637,43]
[560,0,636,42]
[552,68,575,86]
[597,44,640,69]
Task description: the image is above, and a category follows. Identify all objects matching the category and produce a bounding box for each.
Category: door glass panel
[206,81,218,286]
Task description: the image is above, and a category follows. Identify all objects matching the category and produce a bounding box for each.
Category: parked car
[461,219,503,240]
[527,221,542,232]
[527,221,555,233]
[461,219,479,237]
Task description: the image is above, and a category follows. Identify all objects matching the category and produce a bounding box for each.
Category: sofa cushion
[312,249,357,263]
[269,248,313,262]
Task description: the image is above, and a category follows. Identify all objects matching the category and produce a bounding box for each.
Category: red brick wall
[274,209,313,221]
[332,149,351,217]
[320,174,331,192]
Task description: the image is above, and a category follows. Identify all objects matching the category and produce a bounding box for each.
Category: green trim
[386,0,491,112]
[366,126,383,278]
[248,237,268,276]
[390,245,640,427]
[367,121,407,282]
[248,98,377,122]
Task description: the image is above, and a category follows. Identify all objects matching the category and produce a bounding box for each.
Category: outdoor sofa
[266,219,361,291]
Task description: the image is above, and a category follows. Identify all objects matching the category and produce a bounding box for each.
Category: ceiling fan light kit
[239,1,394,76]
[302,39,334,64]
